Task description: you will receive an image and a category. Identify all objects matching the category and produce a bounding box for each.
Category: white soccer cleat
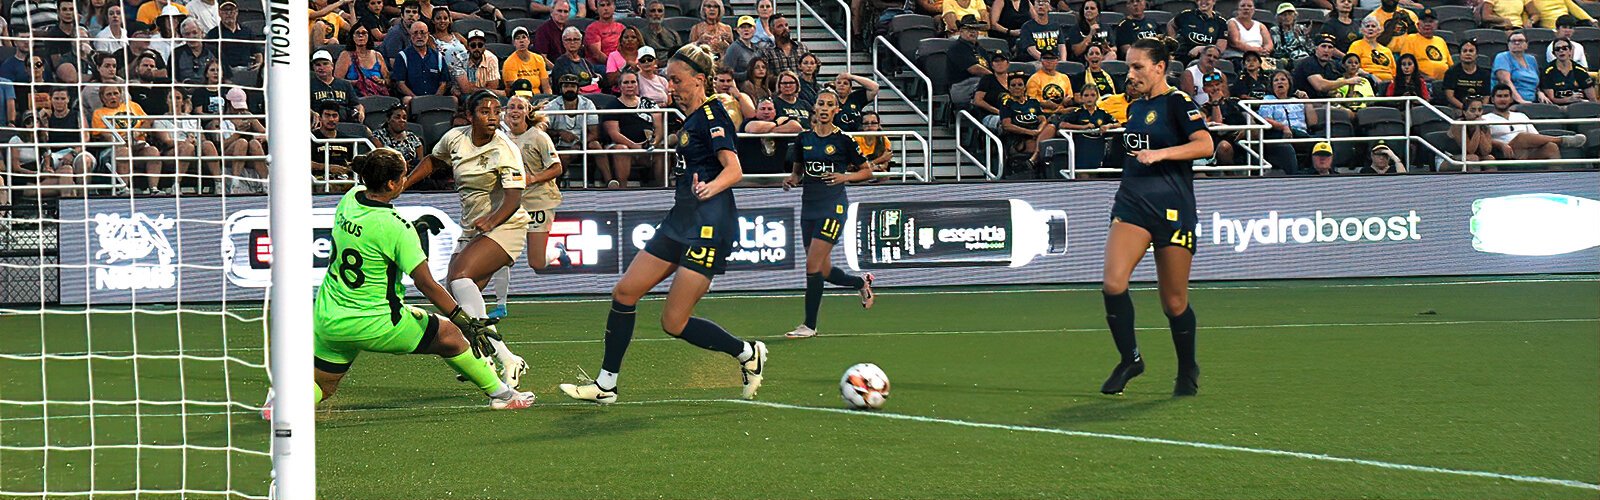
[740,341,768,400]
[784,324,817,339]
[558,382,618,404]
[500,354,528,390]
[490,390,537,410]
[859,273,876,309]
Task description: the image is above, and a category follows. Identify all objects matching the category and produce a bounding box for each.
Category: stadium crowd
[1,0,1598,198]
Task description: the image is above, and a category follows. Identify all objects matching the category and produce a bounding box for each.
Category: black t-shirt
[947,39,988,85]
[977,74,1007,116]
[1443,64,1492,102]
[1068,21,1115,63]
[1539,64,1595,101]
[1172,9,1226,54]
[1317,17,1360,50]
[1231,71,1270,100]
[312,128,356,167]
[1061,106,1116,138]
[1017,19,1064,58]
[1117,89,1207,211]
[1113,16,1162,51]
[207,23,262,69]
[310,77,361,120]
[773,95,813,124]
[128,82,171,118]
[833,89,871,132]
[1000,96,1044,132]
[45,109,80,144]
[606,96,660,143]
[1292,56,1340,97]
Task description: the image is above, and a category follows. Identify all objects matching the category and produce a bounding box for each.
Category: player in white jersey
[401,90,534,390]
[486,96,565,319]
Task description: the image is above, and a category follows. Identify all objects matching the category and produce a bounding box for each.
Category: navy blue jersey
[788,129,866,220]
[1113,17,1162,50]
[662,96,740,244]
[833,90,870,132]
[1171,9,1226,54]
[1116,88,1207,216]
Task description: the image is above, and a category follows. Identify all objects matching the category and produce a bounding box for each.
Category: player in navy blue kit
[1099,37,1213,397]
[559,44,769,404]
[780,90,878,339]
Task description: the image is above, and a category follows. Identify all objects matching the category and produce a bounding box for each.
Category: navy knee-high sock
[1168,306,1197,372]
[600,300,636,376]
[823,267,865,289]
[676,317,746,357]
[1104,291,1140,363]
[804,272,824,329]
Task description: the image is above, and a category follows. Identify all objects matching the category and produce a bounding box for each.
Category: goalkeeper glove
[447,307,502,358]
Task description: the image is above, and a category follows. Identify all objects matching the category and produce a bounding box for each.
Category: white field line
[6,397,1597,492]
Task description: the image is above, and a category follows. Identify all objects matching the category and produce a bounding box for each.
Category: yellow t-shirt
[1388,33,1452,80]
[1349,39,1396,81]
[136,1,189,26]
[310,9,348,41]
[1097,93,1131,123]
[502,52,549,93]
[432,126,530,229]
[92,102,149,141]
[1486,0,1528,27]
[1529,0,1593,28]
[1026,70,1075,111]
[1364,7,1418,39]
[855,135,893,158]
[509,126,562,211]
[942,0,987,21]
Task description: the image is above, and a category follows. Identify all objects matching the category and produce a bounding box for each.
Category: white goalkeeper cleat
[558,382,618,404]
[500,354,528,390]
[784,324,817,339]
[740,341,768,400]
[490,390,537,410]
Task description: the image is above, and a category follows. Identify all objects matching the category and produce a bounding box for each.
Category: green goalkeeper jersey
[313,187,428,340]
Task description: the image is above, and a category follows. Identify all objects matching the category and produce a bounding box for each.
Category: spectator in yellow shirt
[943,0,989,34]
[1026,51,1075,114]
[854,111,894,175]
[1362,0,1417,45]
[1348,17,1396,81]
[1097,92,1130,123]
[1387,8,1451,80]
[502,26,552,94]
[136,0,190,26]
[1526,0,1597,28]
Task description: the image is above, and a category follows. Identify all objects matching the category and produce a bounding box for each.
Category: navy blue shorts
[801,213,846,247]
[1111,201,1197,253]
[643,235,731,278]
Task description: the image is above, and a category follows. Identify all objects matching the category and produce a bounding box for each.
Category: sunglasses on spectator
[640,56,656,62]
[862,120,879,125]
[1554,44,1571,52]
[470,42,484,48]
[1203,72,1223,83]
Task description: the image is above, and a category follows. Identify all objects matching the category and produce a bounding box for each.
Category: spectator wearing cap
[188,0,221,33]
[585,0,625,65]
[1232,50,1270,99]
[1443,38,1491,109]
[543,73,608,186]
[638,0,682,54]
[1028,51,1074,115]
[723,16,769,76]
[968,51,1009,130]
[336,24,390,96]
[459,29,501,95]
[532,0,572,58]
[502,26,551,95]
[602,26,645,91]
[94,4,129,54]
[137,0,188,26]
[207,0,263,72]
[1360,141,1405,173]
[1493,30,1541,104]
[1017,0,1067,62]
[1224,0,1273,62]
[1527,0,1597,29]
[1547,15,1590,68]
[507,78,535,98]
[1386,8,1450,81]
[1169,0,1227,63]
[381,1,423,59]
[1541,39,1597,104]
[689,0,733,53]
[392,20,449,104]
[551,26,603,93]
[218,87,268,194]
[1270,3,1312,69]
[149,4,189,63]
[1180,46,1223,106]
[948,16,991,91]
[942,0,989,34]
[311,49,366,122]
[1348,16,1395,82]
[635,46,670,104]
[1309,141,1337,175]
[174,18,219,84]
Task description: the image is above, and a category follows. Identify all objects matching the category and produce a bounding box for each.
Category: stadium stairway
[725,0,980,179]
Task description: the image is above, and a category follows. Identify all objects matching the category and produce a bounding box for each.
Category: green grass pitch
[2,276,1597,498]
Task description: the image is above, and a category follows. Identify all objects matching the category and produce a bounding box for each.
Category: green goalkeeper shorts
[313,305,439,373]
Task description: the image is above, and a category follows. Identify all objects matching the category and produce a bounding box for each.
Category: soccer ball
[840,363,890,410]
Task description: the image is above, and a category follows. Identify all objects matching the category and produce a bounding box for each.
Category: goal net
[0,0,313,496]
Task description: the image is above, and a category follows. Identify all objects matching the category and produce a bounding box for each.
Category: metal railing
[1055,123,1273,178]
[953,110,1004,180]
[311,137,376,191]
[541,106,684,187]
[872,35,934,155]
[795,0,851,75]
[741,130,934,182]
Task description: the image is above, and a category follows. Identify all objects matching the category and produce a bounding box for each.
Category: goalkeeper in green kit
[309,148,536,410]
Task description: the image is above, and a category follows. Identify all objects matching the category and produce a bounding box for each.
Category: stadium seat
[232,67,261,87]
[411,95,458,126]
[1434,5,1475,34]
[336,122,374,142]
[889,15,939,71]
[454,18,500,43]
[568,17,596,33]
[618,17,648,30]
[1421,130,1460,164]
[363,110,389,131]
[584,93,620,110]
[240,19,266,36]
[663,17,700,42]
[422,119,455,148]
[1518,103,1564,121]
[487,42,515,62]
[1253,10,1276,25]
[1158,0,1197,12]
[977,37,1011,57]
[317,44,344,63]
[1100,12,1124,25]
[1357,107,1407,144]
[1410,107,1449,136]
[1575,27,1600,42]
[504,18,544,39]
[1102,59,1129,83]
[0,46,12,62]
[915,37,958,99]
[1464,28,1508,56]
[1524,28,1556,44]
[681,0,702,16]
[1048,11,1076,27]
[1564,102,1600,133]
[489,0,528,18]
[1060,61,1086,75]
[1009,61,1038,77]
[1144,10,1173,25]
[360,95,401,117]
[1297,8,1327,23]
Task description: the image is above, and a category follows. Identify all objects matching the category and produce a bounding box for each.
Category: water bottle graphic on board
[1470,193,1600,256]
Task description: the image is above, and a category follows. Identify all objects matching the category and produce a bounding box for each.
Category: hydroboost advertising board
[57,172,1600,304]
